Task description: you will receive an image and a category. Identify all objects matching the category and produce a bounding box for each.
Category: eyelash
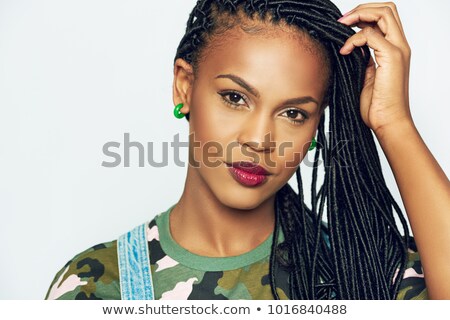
[283,109,308,125]
[218,90,248,108]
[217,90,309,125]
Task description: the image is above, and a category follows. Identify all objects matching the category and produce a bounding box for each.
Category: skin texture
[338,2,450,299]
[171,25,328,258]
[170,2,450,299]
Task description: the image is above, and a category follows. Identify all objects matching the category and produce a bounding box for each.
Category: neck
[169,167,276,257]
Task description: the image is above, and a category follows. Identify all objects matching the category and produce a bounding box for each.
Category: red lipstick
[225,161,271,187]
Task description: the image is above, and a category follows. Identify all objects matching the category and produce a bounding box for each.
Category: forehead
[196,25,329,98]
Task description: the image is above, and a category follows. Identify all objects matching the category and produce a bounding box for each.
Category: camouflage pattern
[395,250,428,300]
[45,208,428,300]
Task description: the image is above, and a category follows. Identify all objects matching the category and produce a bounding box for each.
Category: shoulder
[45,240,121,300]
[396,248,428,300]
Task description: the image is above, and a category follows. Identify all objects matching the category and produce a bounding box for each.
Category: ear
[172,58,194,115]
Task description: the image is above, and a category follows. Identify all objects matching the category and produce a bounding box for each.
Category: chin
[214,187,271,211]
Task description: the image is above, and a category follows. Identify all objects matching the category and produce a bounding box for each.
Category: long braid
[174,0,409,299]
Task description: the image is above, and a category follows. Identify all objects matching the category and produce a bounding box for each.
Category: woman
[46,0,450,300]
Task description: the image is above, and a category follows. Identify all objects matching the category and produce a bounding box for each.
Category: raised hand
[338,2,412,136]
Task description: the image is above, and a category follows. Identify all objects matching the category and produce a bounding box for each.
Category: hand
[338,2,413,136]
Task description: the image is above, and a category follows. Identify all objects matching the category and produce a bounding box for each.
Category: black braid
[174,0,409,299]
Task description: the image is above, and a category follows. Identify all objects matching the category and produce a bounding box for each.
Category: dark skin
[172,2,450,298]
[338,2,450,299]
[171,25,327,258]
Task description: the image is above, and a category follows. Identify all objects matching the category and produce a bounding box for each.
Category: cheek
[188,82,319,169]
[189,93,227,163]
[189,87,247,161]
[270,123,314,169]
[272,140,306,172]
[190,84,223,136]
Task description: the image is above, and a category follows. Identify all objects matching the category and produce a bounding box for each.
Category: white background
[0,0,448,299]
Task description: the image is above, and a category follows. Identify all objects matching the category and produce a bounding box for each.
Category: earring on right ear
[308,137,317,151]
[173,103,185,119]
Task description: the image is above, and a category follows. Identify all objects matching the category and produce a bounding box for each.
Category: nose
[237,112,275,153]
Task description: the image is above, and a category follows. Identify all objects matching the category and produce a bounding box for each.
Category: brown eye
[229,93,242,104]
[286,110,300,119]
[218,91,248,108]
[281,109,309,125]
[286,110,305,120]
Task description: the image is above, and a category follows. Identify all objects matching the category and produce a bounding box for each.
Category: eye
[281,109,309,125]
[218,91,248,108]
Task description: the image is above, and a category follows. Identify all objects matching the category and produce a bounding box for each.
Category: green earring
[174,103,185,119]
[308,137,317,151]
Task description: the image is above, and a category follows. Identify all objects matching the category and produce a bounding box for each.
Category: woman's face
[174,24,329,210]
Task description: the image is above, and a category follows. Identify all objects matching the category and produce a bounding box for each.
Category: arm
[338,2,450,299]
[375,119,450,299]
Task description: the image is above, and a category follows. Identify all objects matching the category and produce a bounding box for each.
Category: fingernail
[338,11,351,21]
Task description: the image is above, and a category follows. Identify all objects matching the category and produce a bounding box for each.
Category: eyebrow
[215,73,319,106]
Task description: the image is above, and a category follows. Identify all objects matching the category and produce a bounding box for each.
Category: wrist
[373,117,417,144]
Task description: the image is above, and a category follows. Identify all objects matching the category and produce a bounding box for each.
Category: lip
[225,161,271,187]
[227,161,271,175]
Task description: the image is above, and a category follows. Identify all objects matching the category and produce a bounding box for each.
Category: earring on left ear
[308,137,317,151]
[173,103,185,119]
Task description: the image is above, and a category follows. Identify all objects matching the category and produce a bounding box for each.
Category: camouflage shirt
[45,204,428,300]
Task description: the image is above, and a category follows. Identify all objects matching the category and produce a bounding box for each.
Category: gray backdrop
[0,0,448,299]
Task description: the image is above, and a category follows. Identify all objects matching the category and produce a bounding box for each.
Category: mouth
[224,161,272,187]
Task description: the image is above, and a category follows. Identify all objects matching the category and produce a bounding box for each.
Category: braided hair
[173,0,410,299]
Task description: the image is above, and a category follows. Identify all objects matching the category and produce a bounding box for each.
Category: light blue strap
[117,223,154,300]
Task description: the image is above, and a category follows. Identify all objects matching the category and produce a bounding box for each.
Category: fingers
[348,2,406,36]
[338,3,411,58]
[355,21,383,35]
[339,26,401,58]
[338,6,405,46]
